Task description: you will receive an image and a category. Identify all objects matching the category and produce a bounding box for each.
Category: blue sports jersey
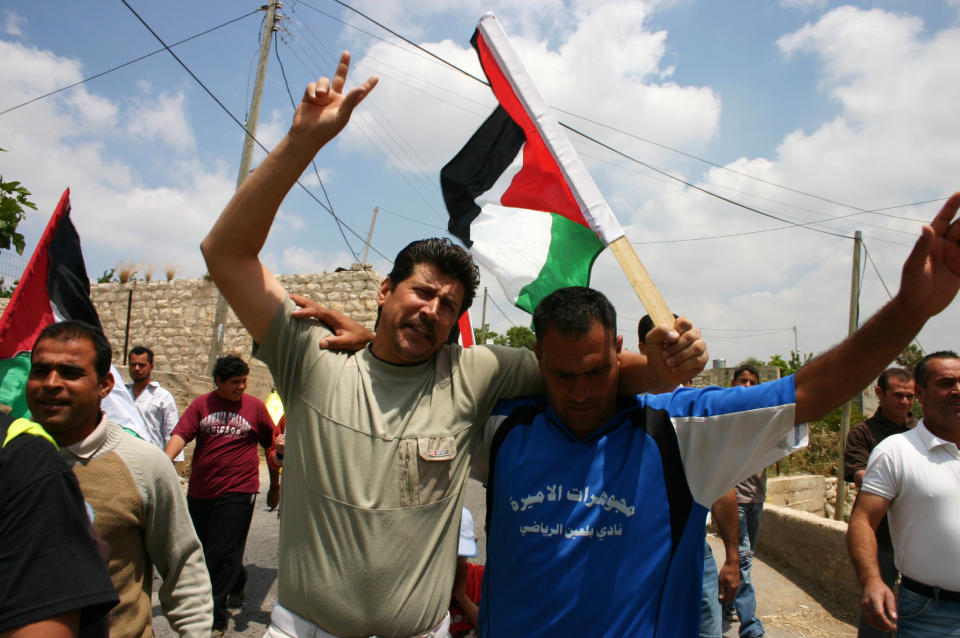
[479,377,801,637]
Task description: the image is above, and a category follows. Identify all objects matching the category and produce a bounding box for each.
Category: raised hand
[290,51,378,149]
[645,317,708,389]
[898,191,960,318]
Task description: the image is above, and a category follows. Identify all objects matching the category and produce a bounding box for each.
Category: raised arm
[200,52,377,343]
[794,192,960,424]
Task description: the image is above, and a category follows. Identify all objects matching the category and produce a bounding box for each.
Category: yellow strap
[3,418,58,449]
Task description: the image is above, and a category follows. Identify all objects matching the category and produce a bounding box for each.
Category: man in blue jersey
[474,190,960,638]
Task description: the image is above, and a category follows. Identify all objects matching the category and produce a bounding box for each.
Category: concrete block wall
[766,474,827,515]
[755,504,860,614]
[690,365,781,388]
[0,264,382,406]
[95,265,382,404]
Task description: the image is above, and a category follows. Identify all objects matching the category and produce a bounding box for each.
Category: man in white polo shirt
[848,350,960,637]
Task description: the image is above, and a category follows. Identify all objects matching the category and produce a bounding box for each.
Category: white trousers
[264,603,451,638]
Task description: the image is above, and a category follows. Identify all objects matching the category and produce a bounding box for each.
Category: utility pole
[362,206,378,265]
[480,287,488,344]
[835,230,862,520]
[793,326,799,358]
[206,1,281,375]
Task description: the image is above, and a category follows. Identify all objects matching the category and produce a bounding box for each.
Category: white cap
[458,507,478,557]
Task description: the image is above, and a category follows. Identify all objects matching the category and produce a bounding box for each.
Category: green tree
[767,354,789,377]
[738,356,766,369]
[97,268,117,284]
[502,326,536,350]
[0,277,18,298]
[896,343,924,373]
[0,151,38,255]
[473,323,500,345]
[472,324,535,349]
[768,351,814,377]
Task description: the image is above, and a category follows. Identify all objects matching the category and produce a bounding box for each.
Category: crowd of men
[1,53,959,638]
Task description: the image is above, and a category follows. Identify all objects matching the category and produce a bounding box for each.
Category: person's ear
[99,370,115,399]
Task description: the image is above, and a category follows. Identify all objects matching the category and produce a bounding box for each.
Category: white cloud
[581,5,960,363]
[775,7,960,198]
[338,1,720,172]
[250,108,289,166]
[0,37,233,277]
[276,209,307,232]
[3,10,25,37]
[125,92,196,152]
[268,246,358,274]
[779,0,828,10]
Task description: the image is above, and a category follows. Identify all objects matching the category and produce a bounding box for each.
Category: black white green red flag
[0,189,148,438]
[442,14,626,315]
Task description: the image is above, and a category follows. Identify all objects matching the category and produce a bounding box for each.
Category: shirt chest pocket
[398,436,457,506]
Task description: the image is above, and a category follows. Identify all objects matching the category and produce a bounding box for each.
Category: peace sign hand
[290,51,378,149]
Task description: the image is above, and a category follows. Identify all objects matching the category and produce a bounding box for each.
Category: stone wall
[755,504,860,615]
[0,264,382,407]
[691,365,781,388]
[766,474,827,515]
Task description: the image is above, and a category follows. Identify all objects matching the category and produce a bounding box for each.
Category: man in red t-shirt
[450,507,484,638]
[166,355,276,636]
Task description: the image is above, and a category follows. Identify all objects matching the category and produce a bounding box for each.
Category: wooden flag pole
[607,236,674,328]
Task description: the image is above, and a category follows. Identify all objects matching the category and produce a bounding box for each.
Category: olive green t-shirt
[256,297,542,637]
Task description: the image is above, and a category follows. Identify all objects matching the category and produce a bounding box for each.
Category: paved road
[153,471,856,637]
[151,467,279,638]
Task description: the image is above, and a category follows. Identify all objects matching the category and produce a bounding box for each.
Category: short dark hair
[533,287,616,341]
[213,355,249,383]
[877,367,912,391]
[637,313,679,344]
[129,345,154,364]
[732,364,760,384]
[387,238,480,313]
[914,351,960,389]
[33,320,112,380]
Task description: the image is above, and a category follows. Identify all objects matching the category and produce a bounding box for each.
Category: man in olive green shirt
[202,54,707,637]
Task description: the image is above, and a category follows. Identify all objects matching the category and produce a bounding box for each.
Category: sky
[2,0,960,366]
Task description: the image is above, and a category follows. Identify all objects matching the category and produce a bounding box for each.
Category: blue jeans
[726,502,764,638]
[700,539,722,638]
[897,586,960,637]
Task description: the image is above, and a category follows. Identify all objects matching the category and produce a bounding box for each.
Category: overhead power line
[0,8,262,116]
[118,0,392,264]
[319,0,948,236]
[325,0,489,85]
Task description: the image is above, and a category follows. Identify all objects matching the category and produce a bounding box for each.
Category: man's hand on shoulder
[643,317,708,390]
[289,293,374,351]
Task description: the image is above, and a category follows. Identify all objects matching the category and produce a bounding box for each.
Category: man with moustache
[200,54,708,638]
[848,352,960,636]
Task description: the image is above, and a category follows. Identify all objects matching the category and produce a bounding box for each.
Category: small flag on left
[0,189,148,439]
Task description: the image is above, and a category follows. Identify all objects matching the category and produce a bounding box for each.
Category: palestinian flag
[442,14,625,314]
[0,189,148,439]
